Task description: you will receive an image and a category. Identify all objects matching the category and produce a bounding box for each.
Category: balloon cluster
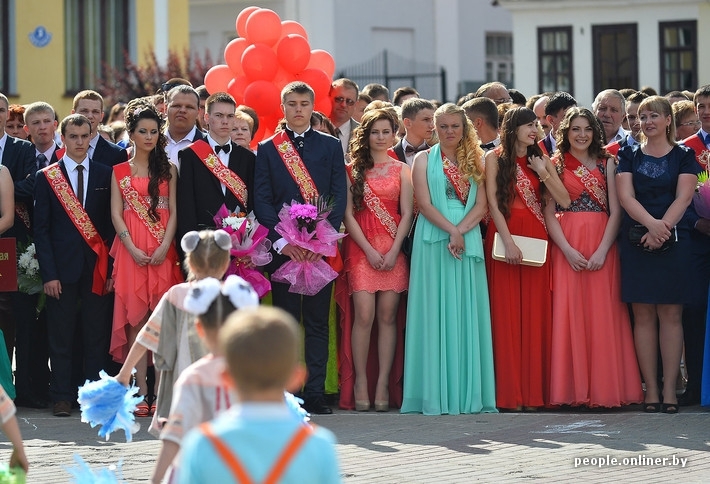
[203,7,336,145]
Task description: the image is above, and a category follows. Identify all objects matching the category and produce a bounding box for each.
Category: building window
[486,33,513,85]
[592,24,637,93]
[537,27,573,94]
[659,21,697,93]
[65,0,131,94]
[0,0,13,94]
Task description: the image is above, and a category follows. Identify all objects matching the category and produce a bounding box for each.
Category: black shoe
[14,395,49,409]
[303,397,333,415]
[53,401,72,417]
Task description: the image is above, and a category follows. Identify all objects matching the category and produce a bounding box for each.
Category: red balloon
[277,35,311,74]
[245,9,282,47]
[314,96,332,118]
[307,50,336,79]
[241,44,279,82]
[250,121,266,148]
[224,38,248,77]
[279,20,308,42]
[204,65,234,96]
[273,67,295,92]
[227,76,249,105]
[296,69,331,100]
[243,80,281,117]
[236,6,259,38]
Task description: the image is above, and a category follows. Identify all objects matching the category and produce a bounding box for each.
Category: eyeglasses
[333,96,356,106]
[158,82,182,94]
[678,120,701,127]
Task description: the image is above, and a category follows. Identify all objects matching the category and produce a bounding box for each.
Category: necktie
[480,142,496,150]
[215,143,231,154]
[76,165,85,206]
[405,144,427,155]
[37,153,48,169]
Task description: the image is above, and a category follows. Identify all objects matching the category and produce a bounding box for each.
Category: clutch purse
[628,224,676,252]
[492,232,548,267]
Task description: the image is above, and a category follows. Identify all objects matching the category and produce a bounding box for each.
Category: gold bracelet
[539,173,551,183]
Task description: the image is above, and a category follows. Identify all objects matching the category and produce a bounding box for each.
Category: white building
[189,0,513,102]
[499,0,710,106]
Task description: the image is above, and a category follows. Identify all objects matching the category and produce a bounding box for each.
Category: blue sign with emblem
[29,26,52,47]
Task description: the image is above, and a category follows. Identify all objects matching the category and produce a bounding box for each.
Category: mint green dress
[401,145,497,415]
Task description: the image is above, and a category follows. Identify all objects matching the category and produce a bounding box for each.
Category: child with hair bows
[115,229,232,435]
[151,275,258,484]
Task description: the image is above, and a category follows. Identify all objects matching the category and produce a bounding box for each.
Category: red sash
[562,154,608,212]
[44,163,109,295]
[114,163,166,244]
[514,162,546,229]
[441,151,470,205]
[55,147,66,161]
[272,131,319,202]
[346,165,398,239]
[201,422,313,484]
[682,133,710,170]
[188,140,249,209]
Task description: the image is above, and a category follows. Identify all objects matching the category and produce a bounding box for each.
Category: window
[659,21,697,93]
[486,33,514,85]
[0,0,14,93]
[592,24,637,93]
[537,27,573,94]
[65,0,131,94]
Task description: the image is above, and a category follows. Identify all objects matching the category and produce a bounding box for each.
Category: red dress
[336,160,409,410]
[484,156,552,409]
[110,165,183,363]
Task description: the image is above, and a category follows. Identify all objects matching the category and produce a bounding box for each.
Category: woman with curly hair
[337,108,413,411]
[401,103,496,415]
[544,108,642,408]
[484,106,570,411]
[109,99,183,415]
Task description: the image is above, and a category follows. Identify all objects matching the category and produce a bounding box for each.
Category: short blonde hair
[220,307,301,393]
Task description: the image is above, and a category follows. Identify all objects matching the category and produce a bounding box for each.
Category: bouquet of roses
[694,171,710,219]
[213,205,272,297]
[271,198,346,296]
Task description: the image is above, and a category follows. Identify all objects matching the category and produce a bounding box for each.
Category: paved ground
[3,404,709,483]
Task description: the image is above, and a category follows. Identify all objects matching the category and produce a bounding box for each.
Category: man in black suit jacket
[391,98,435,166]
[33,115,114,417]
[165,85,207,169]
[72,90,128,167]
[255,82,346,414]
[0,92,36,386]
[177,92,255,244]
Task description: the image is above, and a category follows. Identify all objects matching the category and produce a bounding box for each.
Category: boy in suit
[178,306,340,484]
[33,114,114,417]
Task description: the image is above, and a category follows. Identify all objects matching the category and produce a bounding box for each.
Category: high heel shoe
[374,401,389,412]
[355,400,370,412]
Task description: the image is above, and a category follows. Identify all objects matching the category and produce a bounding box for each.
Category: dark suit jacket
[92,135,128,167]
[33,160,114,284]
[391,140,406,164]
[176,140,256,242]
[49,144,64,165]
[254,130,346,249]
[0,135,35,240]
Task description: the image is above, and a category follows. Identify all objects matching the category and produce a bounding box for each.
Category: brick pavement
[3,405,709,483]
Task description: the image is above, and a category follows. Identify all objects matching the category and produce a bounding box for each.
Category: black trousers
[12,291,50,400]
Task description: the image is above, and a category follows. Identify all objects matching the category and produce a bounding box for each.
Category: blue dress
[401,145,497,415]
[616,144,699,304]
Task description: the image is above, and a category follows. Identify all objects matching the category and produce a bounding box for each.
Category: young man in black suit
[177,92,255,243]
[33,114,114,417]
[391,98,435,166]
[254,81,346,414]
[71,90,128,167]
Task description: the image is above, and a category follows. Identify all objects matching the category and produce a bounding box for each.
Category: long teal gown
[401,145,497,415]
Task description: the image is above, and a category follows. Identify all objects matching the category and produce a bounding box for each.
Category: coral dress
[548,155,643,407]
[484,155,552,410]
[337,160,409,410]
[401,145,497,415]
[110,163,183,363]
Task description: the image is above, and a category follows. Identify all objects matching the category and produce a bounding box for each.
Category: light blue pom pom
[77,370,144,442]
[284,391,310,424]
[65,455,123,484]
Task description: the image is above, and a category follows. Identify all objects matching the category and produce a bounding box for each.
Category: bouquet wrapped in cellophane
[694,170,710,219]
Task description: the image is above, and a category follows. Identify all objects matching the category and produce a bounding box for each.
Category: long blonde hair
[434,103,485,183]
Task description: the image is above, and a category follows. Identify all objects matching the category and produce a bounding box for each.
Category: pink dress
[110,164,183,363]
[336,160,409,410]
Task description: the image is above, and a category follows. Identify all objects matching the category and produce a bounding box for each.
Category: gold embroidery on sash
[118,173,166,244]
[441,154,470,205]
[515,164,546,229]
[274,133,319,201]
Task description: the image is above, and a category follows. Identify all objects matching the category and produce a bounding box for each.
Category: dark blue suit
[33,159,114,403]
[92,135,128,167]
[254,128,346,400]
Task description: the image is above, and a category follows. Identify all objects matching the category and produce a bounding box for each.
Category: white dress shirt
[62,154,90,206]
[206,134,232,195]
[166,126,198,170]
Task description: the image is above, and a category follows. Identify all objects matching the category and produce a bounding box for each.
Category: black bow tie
[480,142,496,150]
[215,143,231,154]
[405,144,427,155]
